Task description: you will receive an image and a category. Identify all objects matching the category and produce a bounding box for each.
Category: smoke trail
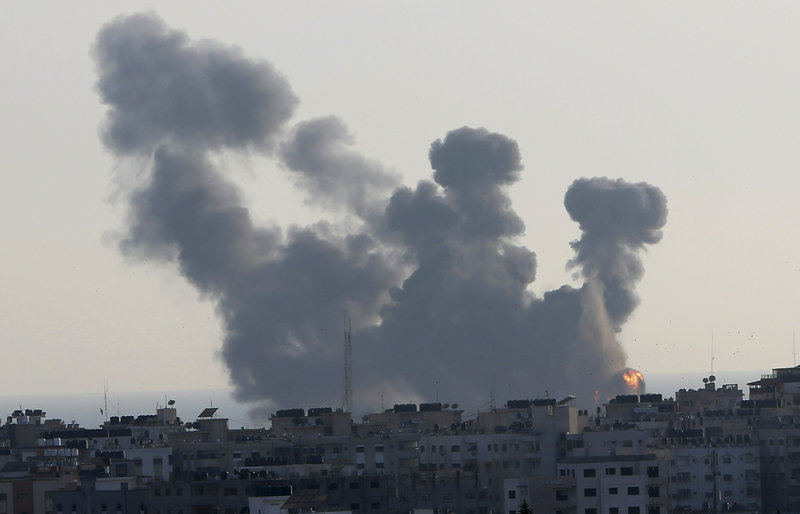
[94,14,667,412]
[565,177,668,326]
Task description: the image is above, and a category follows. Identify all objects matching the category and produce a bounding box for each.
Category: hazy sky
[3,2,800,407]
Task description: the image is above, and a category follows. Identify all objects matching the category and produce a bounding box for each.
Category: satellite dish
[709,375,716,382]
[703,378,709,383]
[168,399,176,406]
[451,403,458,409]
[442,403,450,409]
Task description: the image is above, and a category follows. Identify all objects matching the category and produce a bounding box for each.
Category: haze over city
[3,3,800,415]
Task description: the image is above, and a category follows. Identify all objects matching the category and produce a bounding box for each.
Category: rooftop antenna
[103,381,109,423]
[343,310,353,413]
[710,331,715,375]
[794,329,797,367]
[490,375,496,410]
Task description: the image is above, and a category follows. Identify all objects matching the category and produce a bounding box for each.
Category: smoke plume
[94,14,668,413]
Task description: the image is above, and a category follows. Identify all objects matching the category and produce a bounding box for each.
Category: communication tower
[343,312,353,413]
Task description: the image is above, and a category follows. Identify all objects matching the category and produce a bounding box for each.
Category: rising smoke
[94,14,667,413]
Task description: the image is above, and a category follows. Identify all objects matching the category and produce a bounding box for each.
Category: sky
[2,2,800,415]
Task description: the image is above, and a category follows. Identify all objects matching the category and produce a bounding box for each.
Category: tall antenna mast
[103,381,109,423]
[794,329,796,367]
[490,375,496,410]
[711,331,715,375]
[343,311,353,413]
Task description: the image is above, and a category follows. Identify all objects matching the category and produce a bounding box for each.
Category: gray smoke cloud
[280,116,400,219]
[94,14,667,413]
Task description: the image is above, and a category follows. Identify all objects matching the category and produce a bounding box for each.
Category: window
[451,445,460,452]
[584,488,597,497]
[349,482,359,490]
[606,467,616,475]
[723,474,733,482]
[584,468,596,477]
[610,509,619,514]
[647,466,659,478]
[585,509,597,514]
[627,487,639,495]
[556,490,568,501]
[370,481,380,489]
[621,466,633,476]
[508,490,516,499]
[627,508,640,514]
[609,487,618,495]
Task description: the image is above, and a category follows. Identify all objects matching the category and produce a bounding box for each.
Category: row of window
[356,445,384,452]
[584,507,659,514]
[584,486,642,497]
[420,445,461,453]
[582,465,660,477]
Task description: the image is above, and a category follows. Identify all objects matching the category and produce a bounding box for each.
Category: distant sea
[0,388,257,430]
[0,370,766,429]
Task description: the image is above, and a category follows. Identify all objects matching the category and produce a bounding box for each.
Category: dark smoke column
[564,177,667,401]
[94,13,668,414]
[93,14,401,411]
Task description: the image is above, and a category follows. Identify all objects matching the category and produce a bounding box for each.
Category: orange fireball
[621,368,645,390]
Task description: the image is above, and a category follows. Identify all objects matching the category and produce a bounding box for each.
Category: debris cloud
[95,14,668,413]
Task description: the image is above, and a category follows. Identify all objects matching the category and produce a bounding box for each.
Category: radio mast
[343,311,353,413]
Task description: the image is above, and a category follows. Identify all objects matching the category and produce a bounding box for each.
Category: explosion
[621,368,645,393]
